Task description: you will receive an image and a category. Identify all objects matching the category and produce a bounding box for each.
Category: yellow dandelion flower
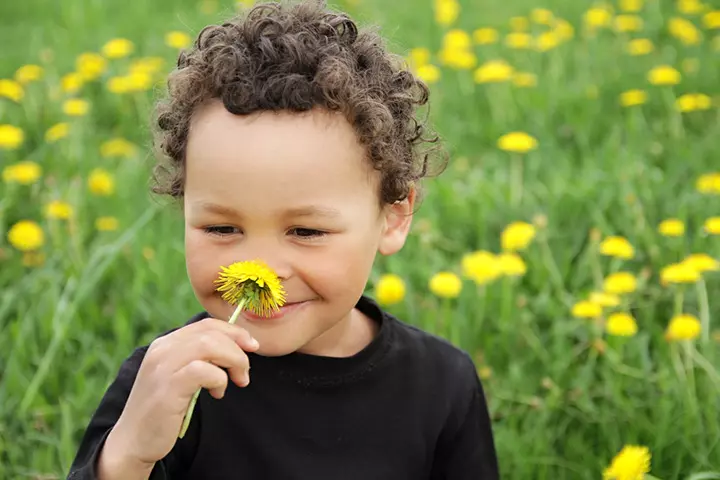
[505,32,532,49]
[584,6,613,30]
[603,272,638,295]
[60,72,84,94]
[474,60,514,84]
[8,220,44,252]
[669,17,702,45]
[696,172,720,194]
[660,262,700,285]
[0,79,24,102]
[704,217,720,235]
[614,15,644,32]
[62,98,90,117]
[648,65,681,85]
[215,260,287,317]
[590,292,621,307]
[102,38,135,59]
[683,253,719,273]
[703,11,720,29]
[100,138,138,158]
[88,168,115,196]
[443,29,472,51]
[473,28,498,45]
[438,48,476,70]
[22,251,46,268]
[658,218,685,236]
[45,123,70,143]
[619,89,647,107]
[497,132,537,153]
[478,366,492,380]
[599,236,635,259]
[76,53,107,81]
[606,312,638,337]
[0,124,24,150]
[535,31,560,52]
[429,272,462,298]
[677,0,705,15]
[107,76,131,94]
[462,250,501,285]
[165,31,192,49]
[497,253,527,277]
[95,216,119,231]
[554,19,575,40]
[626,38,654,55]
[510,16,529,32]
[603,445,651,480]
[416,64,441,84]
[675,93,712,112]
[434,0,460,27]
[45,200,74,220]
[531,8,554,24]
[129,57,166,77]
[512,72,537,88]
[374,273,406,306]
[501,222,536,252]
[2,161,42,185]
[14,64,43,84]
[620,0,643,12]
[408,47,431,69]
[665,314,701,341]
[572,300,602,319]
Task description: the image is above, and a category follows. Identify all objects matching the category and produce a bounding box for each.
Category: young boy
[68,1,499,478]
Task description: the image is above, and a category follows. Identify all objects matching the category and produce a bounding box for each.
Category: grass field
[1,0,720,478]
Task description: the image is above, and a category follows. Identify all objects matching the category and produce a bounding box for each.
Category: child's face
[183,100,413,356]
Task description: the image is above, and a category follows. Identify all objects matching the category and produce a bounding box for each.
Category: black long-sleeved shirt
[67,295,499,479]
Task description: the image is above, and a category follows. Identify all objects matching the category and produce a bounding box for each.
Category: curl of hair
[151,0,446,204]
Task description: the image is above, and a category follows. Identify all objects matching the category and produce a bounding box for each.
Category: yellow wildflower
[703,11,720,29]
[0,79,24,102]
[474,60,514,83]
[572,300,602,319]
[88,169,115,196]
[61,72,84,94]
[660,262,700,285]
[7,220,44,252]
[478,366,492,380]
[704,217,720,235]
[590,292,621,307]
[95,216,119,231]
[606,312,638,337]
[505,32,531,49]
[129,57,166,77]
[554,19,575,40]
[677,0,705,15]
[535,32,560,52]
[408,47,431,69]
[443,29,472,51]
[614,15,644,32]
[102,38,134,59]
[434,0,460,27]
[501,222,536,252]
[683,253,719,273]
[675,93,712,112]
[603,445,651,480]
[603,272,638,294]
[100,138,138,158]
[626,38,654,55]
[696,172,720,194]
[416,65,440,84]
[531,8,554,24]
[658,219,685,236]
[665,314,701,341]
[584,6,613,30]
[619,89,647,107]
[45,200,74,220]
[510,16,529,31]
[496,253,527,277]
[669,17,701,45]
[14,64,43,84]
[45,123,70,143]
[215,259,287,316]
[497,132,537,153]
[648,65,681,85]
[2,161,42,185]
[76,53,107,81]
[620,0,643,12]
[62,98,90,117]
[461,250,501,285]
[374,273,406,306]
[0,124,24,150]
[429,272,463,298]
[599,236,634,259]
[512,72,537,88]
[473,28,498,45]
[165,31,192,49]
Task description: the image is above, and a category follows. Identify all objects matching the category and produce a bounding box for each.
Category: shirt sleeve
[430,354,500,480]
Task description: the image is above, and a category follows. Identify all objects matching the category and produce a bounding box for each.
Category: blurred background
[1,0,719,478]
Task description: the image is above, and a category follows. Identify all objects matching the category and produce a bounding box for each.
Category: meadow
[1,0,720,478]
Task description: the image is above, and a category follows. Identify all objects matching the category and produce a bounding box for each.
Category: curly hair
[152,0,445,205]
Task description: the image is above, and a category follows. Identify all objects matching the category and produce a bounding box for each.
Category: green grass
[1,0,719,478]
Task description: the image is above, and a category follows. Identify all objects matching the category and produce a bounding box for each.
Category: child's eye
[204,225,241,237]
[289,227,327,239]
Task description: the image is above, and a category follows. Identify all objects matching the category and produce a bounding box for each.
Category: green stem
[697,277,710,345]
[179,298,247,438]
[510,154,523,207]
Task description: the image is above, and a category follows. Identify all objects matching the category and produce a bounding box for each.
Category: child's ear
[378,186,416,256]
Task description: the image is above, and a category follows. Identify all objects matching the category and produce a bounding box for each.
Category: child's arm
[430,356,500,479]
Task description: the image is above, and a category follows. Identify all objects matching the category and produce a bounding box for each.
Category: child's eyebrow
[194,202,341,219]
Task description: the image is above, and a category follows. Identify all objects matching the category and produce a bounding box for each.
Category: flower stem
[510,154,523,207]
[179,298,248,438]
[696,277,710,345]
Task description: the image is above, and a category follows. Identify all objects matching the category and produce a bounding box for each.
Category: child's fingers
[171,330,251,385]
[181,317,260,352]
[173,360,229,400]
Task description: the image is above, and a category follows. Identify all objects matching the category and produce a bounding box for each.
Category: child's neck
[295,307,379,358]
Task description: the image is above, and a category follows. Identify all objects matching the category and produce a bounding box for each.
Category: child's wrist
[98,425,156,480]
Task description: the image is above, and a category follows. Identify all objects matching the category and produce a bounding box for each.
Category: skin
[183,99,415,358]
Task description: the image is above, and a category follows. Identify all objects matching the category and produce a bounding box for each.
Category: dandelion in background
[2,161,41,185]
[665,314,701,341]
[501,222,536,252]
[374,274,406,306]
[603,272,638,295]
[0,79,24,102]
[658,219,685,237]
[572,300,602,319]
[620,90,647,107]
[165,31,192,49]
[14,64,43,84]
[647,65,681,85]
[429,272,462,298]
[7,220,44,252]
[0,124,24,149]
[696,172,720,194]
[102,38,135,59]
[606,313,638,337]
[603,444,651,480]
[626,38,654,55]
[45,123,70,143]
[704,217,720,235]
[462,251,501,285]
[600,236,635,259]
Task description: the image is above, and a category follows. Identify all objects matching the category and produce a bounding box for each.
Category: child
[68,1,499,478]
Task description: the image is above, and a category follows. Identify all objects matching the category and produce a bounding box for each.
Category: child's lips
[242,300,309,321]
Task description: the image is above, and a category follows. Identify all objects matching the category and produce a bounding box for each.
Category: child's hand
[105,317,259,468]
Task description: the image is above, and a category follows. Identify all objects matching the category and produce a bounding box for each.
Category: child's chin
[253,343,298,357]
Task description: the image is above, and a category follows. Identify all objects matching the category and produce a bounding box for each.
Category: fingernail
[250,338,259,349]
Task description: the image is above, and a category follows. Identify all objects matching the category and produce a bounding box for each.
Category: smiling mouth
[242,300,310,321]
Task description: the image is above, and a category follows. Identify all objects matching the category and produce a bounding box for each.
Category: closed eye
[203,225,241,237]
